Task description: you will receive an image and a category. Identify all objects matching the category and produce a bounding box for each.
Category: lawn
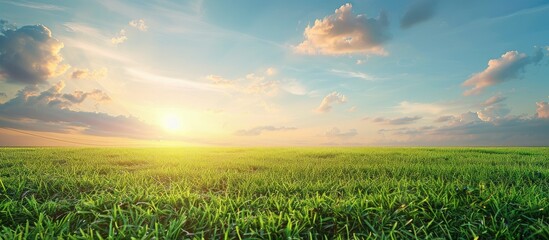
[0,147,548,239]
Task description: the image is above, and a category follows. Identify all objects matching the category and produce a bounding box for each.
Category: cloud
[316,92,347,113]
[395,101,444,115]
[381,109,549,146]
[234,126,297,136]
[111,29,127,45]
[325,127,357,138]
[295,3,390,55]
[434,115,455,123]
[463,49,544,95]
[482,95,506,107]
[347,106,357,112]
[371,116,422,125]
[536,102,549,119]
[206,75,234,86]
[477,104,510,122]
[205,71,306,96]
[266,67,276,76]
[0,22,69,84]
[0,82,159,138]
[71,68,108,80]
[400,0,438,29]
[330,69,380,81]
[129,19,148,31]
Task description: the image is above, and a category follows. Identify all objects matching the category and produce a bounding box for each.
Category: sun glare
[161,114,182,132]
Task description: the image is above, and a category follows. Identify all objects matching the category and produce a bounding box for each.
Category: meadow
[0,147,547,239]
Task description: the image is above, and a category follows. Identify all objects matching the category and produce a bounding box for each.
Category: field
[0,147,548,239]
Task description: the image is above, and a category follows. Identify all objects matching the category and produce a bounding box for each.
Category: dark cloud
[371,116,422,125]
[381,104,549,146]
[0,21,69,84]
[463,49,544,95]
[234,126,296,136]
[0,82,160,139]
[325,127,358,138]
[400,0,438,29]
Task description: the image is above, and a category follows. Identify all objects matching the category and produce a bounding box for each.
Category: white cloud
[463,49,544,95]
[266,67,276,76]
[129,19,148,31]
[111,29,127,45]
[295,3,390,55]
[0,23,69,84]
[316,92,347,113]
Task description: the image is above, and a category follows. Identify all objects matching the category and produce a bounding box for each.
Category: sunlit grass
[0,147,548,239]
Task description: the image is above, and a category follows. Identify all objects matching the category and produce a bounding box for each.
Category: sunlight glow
[161,114,182,132]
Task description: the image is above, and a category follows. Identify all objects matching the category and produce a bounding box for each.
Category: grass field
[0,147,548,239]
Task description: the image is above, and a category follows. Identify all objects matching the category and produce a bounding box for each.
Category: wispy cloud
[295,3,390,55]
[330,69,380,81]
[1,0,65,11]
[71,68,108,80]
[370,116,422,125]
[234,126,296,136]
[325,127,357,138]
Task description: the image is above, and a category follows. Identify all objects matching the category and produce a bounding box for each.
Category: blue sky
[0,0,548,146]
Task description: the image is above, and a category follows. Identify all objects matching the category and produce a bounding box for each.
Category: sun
[161,114,182,132]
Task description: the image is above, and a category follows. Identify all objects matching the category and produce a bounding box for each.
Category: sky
[0,0,548,146]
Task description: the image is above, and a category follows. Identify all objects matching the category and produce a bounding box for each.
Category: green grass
[0,147,548,239]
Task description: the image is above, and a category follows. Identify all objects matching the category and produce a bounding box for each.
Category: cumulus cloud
[325,127,357,138]
[71,68,108,80]
[477,104,510,122]
[463,49,544,95]
[129,19,148,31]
[234,126,297,136]
[536,102,549,119]
[0,22,69,84]
[295,3,390,55]
[400,0,438,29]
[316,92,347,113]
[371,116,422,125]
[111,29,127,45]
[0,82,159,138]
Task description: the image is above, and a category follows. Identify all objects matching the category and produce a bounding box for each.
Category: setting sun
[161,114,182,132]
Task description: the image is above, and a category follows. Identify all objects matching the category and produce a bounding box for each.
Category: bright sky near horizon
[0,0,548,146]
